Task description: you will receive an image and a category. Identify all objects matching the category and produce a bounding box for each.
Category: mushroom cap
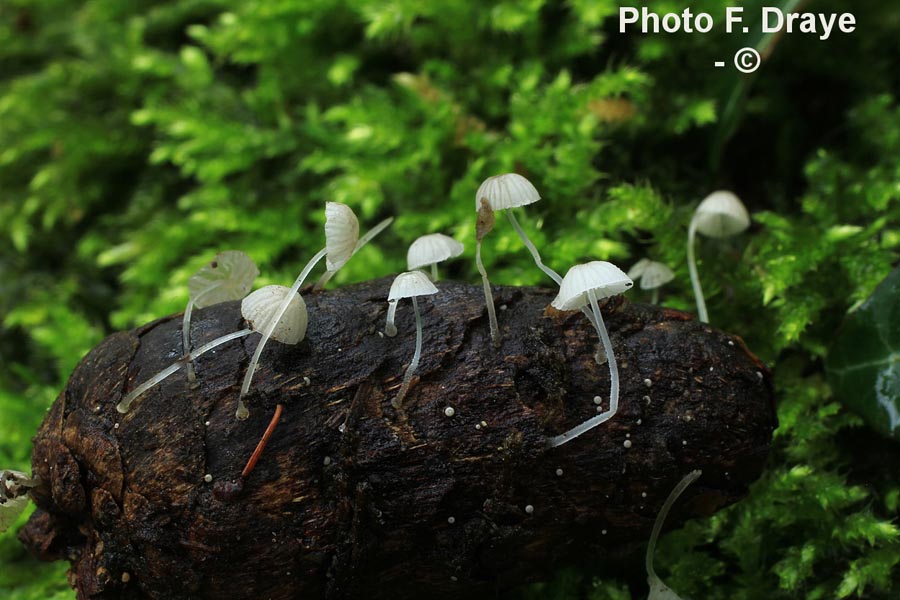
[693,191,750,239]
[551,261,633,311]
[627,259,675,290]
[475,173,540,211]
[324,202,360,272]
[406,233,465,270]
[241,285,308,344]
[388,271,439,301]
[188,251,259,308]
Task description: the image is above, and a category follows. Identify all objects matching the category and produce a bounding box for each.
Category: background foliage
[2,0,900,597]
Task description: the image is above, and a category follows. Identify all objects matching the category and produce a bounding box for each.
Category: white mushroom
[687,191,749,323]
[239,203,383,416]
[407,233,464,281]
[0,469,38,533]
[646,470,702,599]
[475,173,563,345]
[116,285,306,416]
[628,259,675,305]
[547,261,633,448]
[386,271,439,410]
[183,251,258,384]
[313,214,395,291]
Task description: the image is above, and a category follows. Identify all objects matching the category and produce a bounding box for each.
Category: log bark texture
[20,278,776,600]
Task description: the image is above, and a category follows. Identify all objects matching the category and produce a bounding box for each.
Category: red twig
[241,404,284,479]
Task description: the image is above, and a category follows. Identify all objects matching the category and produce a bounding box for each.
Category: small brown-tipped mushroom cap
[406,234,465,270]
[388,271,439,301]
[187,250,259,308]
[551,261,633,311]
[628,259,675,290]
[324,202,360,272]
[693,191,750,239]
[475,173,540,211]
[241,285,308,344]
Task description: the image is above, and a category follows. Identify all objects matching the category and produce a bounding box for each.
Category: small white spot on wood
[682,440,687,446]
[480,420,487,427]
[447,516,456,524]
[204,421,210,427]
[623,440,632,449]
[641,492,647,498]
[593,396,602,405]
[643,378,652,388]
[204,474,213,483]
[601,529,608,535]
[303,376,311,386]
[728,340,735,346]
[756,371,764,380]
[323,456,332,466]
[475,424,481,430]
[499,304,508,311]
[114,423,120,430]
[444,406,455,417]
[636,419,642,425]
[525,505,534,514]
[555,468,563,476]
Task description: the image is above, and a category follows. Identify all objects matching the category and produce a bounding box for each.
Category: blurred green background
[3,0,900,597]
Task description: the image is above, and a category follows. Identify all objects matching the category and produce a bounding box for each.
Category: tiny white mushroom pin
[547,261,633,448]
[687,191,749,323]
[0,469,38,533]
[386,271,439,410]
[475,173,563,345]
[117,284,307,416]
[646,470,702,600]
[240,203,391,412]
[407,233,464,281]
[628,259,675,305]
[183,251,259,384]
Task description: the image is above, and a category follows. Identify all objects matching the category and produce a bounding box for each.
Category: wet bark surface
[20,278,776,599]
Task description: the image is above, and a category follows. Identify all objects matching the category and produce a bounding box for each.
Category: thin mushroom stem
[391,297,423,410]
[238,247,328,419]
[241,404,284,479]
[687,218,709,323]
[505,209,562,285]
[182,283,223,386]
[385,300,399,337]
[313,216,394,292]
[430,263,438,281]
[118,328,253,414]
[475,239,500,346]
[651,288,659,305]
[546,288,619,448]
[646,470,702,580]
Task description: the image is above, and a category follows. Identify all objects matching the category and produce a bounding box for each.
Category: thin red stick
[241,404,284,479]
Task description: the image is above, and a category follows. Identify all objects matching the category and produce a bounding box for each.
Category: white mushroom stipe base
[386,271,439,410]
[240,202,365,417]
[117,328,254,414]
[646,470,702,600]
[547,261,633,448]
[182,251,259,385]
[237,285,309,419]
[687,191,749,323]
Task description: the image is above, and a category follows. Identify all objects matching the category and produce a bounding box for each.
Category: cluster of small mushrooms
[2,176,751,598]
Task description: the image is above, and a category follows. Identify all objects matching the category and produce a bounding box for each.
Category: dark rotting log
[20,277,776,600]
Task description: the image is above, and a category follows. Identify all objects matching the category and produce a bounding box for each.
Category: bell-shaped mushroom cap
[388,271,439,301]
[551,261,633,311]
[188,251,260,308]
[475,173,540,211]
[693,191,750,239]
[324,202,360,271]
[241,285,308,344]
[407,233,465,270]
[628,259,675,290]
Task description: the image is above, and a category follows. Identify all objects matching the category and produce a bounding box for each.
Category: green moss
[2,0,900,597]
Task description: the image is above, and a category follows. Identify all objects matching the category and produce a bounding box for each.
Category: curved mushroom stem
[313,216,395,292]
[651,288,660,305]
[182,283,223,386]
[238,247,328,420]
[384,299,399,337]
[430,263,439,282]
[391,297,423,410]
[687,218,709,323]
[646,470,702,586]
[475,239,500,346]
[546,288,619,448]
[505,209,562,285]
[118,328,253,414]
